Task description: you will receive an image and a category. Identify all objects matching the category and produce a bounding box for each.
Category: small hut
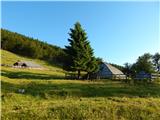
[13,61,26,67]
[136,71,151,79]
[13,61,42,69]
[97,62,126,79]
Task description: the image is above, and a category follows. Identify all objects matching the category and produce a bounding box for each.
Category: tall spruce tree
[65,22,98,79]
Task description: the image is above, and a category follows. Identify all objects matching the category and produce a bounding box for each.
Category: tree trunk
[87,73,90,80]
[78,70,81,79]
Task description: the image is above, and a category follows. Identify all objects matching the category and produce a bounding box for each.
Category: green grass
[1,49,64,72]
[1,50,160,120]
[1,67,160,120]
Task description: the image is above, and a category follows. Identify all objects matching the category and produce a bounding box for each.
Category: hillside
[1,49,65,78]
[1,29,67,65]
[1,50,160,120]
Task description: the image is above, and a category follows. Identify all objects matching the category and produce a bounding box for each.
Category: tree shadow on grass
[1,69,65,80]
[1,80,160,99]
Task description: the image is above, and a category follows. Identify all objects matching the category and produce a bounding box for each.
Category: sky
[1,1,159,66]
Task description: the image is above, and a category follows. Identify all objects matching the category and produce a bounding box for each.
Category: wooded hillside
[1,29,66,65]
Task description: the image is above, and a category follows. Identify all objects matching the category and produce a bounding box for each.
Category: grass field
[1,49,64,72]
[1,50,160,120]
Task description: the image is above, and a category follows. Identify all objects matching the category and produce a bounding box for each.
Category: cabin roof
[103,62,124,74]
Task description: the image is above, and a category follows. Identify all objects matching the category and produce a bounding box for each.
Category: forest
[1,29,66,65]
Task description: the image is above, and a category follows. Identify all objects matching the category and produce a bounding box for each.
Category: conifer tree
[65,22,98,79]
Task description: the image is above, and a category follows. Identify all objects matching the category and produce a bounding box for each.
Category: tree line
[123,53,160,77]
[1,29,66,65]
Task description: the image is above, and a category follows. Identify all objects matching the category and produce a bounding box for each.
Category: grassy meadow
[1,50,160,120]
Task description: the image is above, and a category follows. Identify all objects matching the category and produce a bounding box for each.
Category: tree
[96,57,103,64]
[65,22,98,79]
[152,52,160,72]
[133,53,154,73]
[123,63,132,75]
[85,57,99,79]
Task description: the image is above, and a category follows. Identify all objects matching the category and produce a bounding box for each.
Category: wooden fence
[151,73,160,80]
[65,72,160,81]
[65,73,127,80]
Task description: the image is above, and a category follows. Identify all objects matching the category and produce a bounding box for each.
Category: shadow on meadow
[2,80,160,99]
[1,69,65,80]
[2,69,160,98]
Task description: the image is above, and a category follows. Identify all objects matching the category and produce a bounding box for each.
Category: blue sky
[2,1,159,65]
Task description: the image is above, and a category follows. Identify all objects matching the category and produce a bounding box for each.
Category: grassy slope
[1,49,64,72]
[1,50,160,120]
